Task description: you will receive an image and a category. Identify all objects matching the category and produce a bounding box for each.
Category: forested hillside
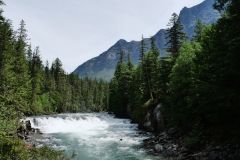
[109,0,240,157]
[1,0,240,159]
[0,1,108,159]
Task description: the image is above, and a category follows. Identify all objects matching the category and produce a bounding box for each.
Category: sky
[3,0,203,73]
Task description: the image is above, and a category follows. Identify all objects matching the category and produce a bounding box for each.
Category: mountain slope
[73,0,220,81]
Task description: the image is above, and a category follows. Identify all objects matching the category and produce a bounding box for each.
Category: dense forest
[1,0,240,159]
[0,0,108,159]
[109,0,240,150]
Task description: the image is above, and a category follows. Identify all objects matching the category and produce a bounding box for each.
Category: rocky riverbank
[17,119,43,148]
[143,129,240,160]
[140,103,240,160]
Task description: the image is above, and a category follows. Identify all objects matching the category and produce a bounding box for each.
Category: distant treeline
[109,0,240,148]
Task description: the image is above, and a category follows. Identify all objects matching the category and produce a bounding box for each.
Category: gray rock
[153,104,164,132]
[154,144,164,153]
[143,112,154,132]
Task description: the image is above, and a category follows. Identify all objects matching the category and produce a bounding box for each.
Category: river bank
[143,129,240,160]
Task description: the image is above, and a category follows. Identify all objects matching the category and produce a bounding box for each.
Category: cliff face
[73,0,220,81]
[180,0,220,37]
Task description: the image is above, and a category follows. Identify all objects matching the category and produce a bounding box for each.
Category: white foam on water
[26,113,162,160]
[27,114,109,135]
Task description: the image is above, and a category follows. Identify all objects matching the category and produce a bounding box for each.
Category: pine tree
[150,36,159,57]
[109,50,133,117]
[140,35,146,61]
[139,35,147,99]
[114,50,124,80]
[165,13,186,57]
[168,42,201,131]
[127,53,134,70]
[0,18,15,97]
[52,58,64,91]
[29,47,43,113]
[13,20,31,113]
[193,20,206,42]
[0,16,20,132]
[192,0,240,141]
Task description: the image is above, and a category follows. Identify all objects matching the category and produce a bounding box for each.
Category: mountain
[73,0,220,81]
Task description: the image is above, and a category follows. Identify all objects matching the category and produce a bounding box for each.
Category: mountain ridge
[74,0,220,81]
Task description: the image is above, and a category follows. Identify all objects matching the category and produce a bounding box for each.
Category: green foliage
[166,13,186,57]
[167,42,201,130]
[191,0,240,141]
[13,20,31,113]
[0,137,68,160]
[109,38,161,123]
[110,0,240,148]
[166,0,240,144]
[142,49,160,100]
[0,3,109,159]
[109,51,133,117]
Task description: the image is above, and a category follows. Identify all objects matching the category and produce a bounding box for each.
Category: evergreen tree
[192,0,240,141]
[165,13,186,57]
[0,15,20,135]
[127,53,134,70]
[168,42,201,131]
[109,50,133,117]
[193,20,207,42]
[0,2,110,158]
[13,20,31,113]
[150,36,159,57]
[140,35,146,61]
[26,44,33,72]
[141,37,160,100]
[29,47,43,113]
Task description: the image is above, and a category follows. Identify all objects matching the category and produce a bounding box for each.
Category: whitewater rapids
[26,113,163,160]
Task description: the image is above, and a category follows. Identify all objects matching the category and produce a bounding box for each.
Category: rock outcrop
[144,129,240,160]
[17,119,42,143]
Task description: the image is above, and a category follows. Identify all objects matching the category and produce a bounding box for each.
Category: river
[27,113,164,160]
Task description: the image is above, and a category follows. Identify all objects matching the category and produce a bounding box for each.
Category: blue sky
[3,0,203,72]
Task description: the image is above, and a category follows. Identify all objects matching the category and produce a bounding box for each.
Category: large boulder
[152,104,164,132]
[142,103,165,132]
[143,112,154,132]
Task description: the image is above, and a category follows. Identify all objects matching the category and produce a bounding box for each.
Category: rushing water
[27,113,163,160]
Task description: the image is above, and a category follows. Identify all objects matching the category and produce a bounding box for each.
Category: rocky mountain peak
[73,0,220,81]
